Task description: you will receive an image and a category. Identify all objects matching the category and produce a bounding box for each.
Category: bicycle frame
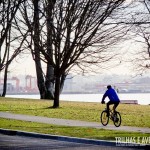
[101,106,121,127]
[108,109,115,121]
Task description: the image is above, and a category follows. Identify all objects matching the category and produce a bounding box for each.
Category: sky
[4,39,141,77]
[7,54,37,77]
[7,52,133,77]
[4,35,147,79]
[11,38,150,78]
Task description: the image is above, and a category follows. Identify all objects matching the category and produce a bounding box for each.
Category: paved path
[0,112,150,133]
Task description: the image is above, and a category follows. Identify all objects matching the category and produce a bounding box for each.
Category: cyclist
[101,85,120,116]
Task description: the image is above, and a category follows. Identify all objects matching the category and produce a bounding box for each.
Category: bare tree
[0,0,25,70]
[126,0,150,75]
[18,0,126,107]
[0,0,27,96]
[41,0,126,107]
[16,0,55,99]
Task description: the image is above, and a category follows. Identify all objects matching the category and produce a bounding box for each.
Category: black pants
[107,101,120,112]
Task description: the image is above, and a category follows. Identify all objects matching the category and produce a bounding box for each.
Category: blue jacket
[102,88,120,102]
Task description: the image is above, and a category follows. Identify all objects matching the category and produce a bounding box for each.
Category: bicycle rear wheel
[113,111,121,127]
[100,110,109,126]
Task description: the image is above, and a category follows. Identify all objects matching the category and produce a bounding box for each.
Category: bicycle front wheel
[100,111,109,126]
[113,112,121,127]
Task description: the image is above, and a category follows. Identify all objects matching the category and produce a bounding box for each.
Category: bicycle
[100,106,121,127]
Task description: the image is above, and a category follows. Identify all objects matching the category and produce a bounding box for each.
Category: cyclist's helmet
[107,85,112,89]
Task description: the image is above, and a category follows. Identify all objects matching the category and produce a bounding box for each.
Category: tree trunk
[44,0,55,100]
[2,24,11,97]
[53,73,67,107]
[45,64,54,99]
[53,75,60,108]
[33,0,46,99]
[60,73,67,93]
[2,65,8,97]
[35,62,46,99]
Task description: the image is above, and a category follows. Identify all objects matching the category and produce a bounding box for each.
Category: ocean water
[6,93,150,105]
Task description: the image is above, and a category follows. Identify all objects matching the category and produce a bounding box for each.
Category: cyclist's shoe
[114,116,119,122]
[113,111,119,122]
[114,110,118,113]
[104,108,109,117]
[106,111,109,117]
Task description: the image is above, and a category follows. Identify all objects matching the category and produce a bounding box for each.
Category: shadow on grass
[46,106,63,109]
[0,106,63,112]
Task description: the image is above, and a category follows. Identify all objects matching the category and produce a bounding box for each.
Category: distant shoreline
[4,91,150,95]
[5,93,150,105]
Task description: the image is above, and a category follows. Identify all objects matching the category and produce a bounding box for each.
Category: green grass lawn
[0,118,150,142]
[0,97,149,127]
[0,97,150,142]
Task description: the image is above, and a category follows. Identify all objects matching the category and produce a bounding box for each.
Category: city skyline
[1,73,150,95]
